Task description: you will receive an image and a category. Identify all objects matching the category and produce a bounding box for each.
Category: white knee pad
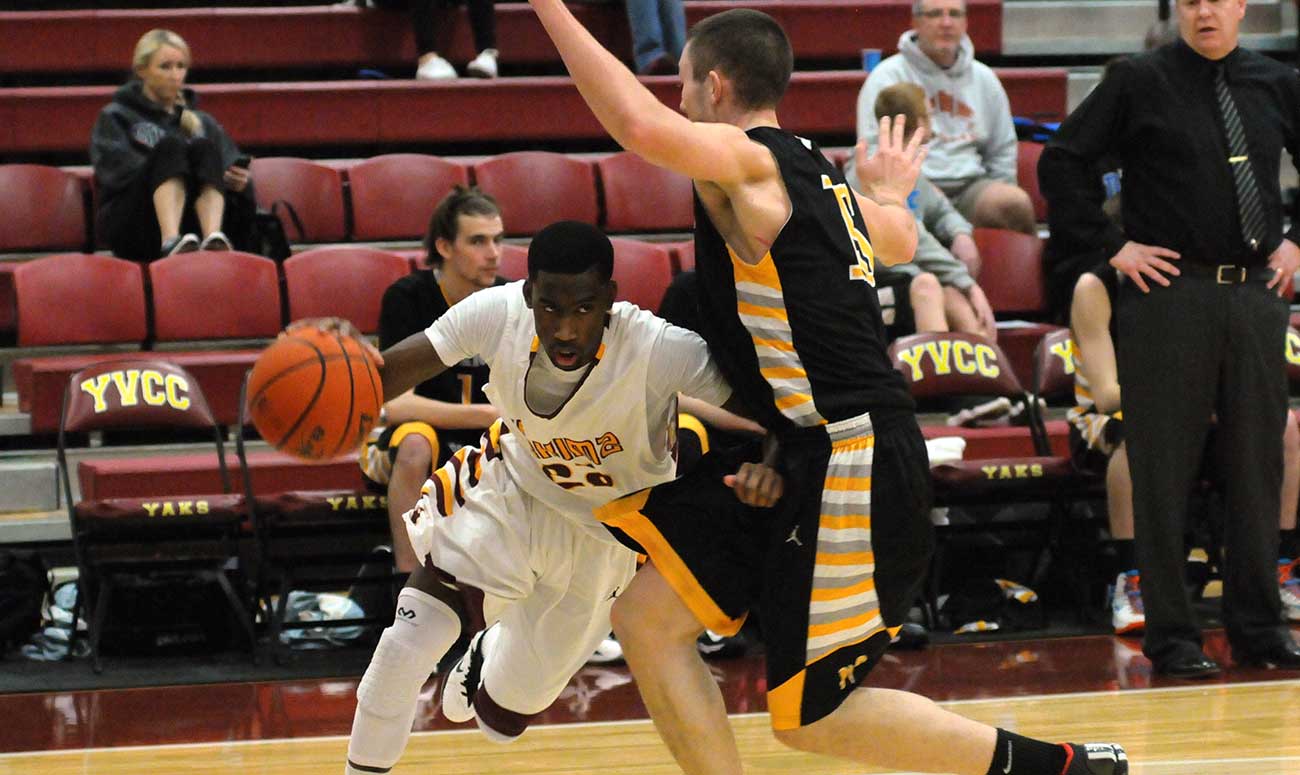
[356,588,461,717]
[347,589,462,770]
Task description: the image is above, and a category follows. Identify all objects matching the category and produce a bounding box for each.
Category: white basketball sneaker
[1111,570,1145,635]
[1279,558,1300,622]
[442,625,491,723]
[587,635,624,665]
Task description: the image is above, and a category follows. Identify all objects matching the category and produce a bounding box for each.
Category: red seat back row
[13,240,687,349]
[3,143,1061,253]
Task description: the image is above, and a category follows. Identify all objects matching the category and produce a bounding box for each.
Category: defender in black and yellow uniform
[538,4,1130,774]
[599,125,934,730]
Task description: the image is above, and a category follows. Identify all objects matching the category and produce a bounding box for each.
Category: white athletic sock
[345,588,461,772]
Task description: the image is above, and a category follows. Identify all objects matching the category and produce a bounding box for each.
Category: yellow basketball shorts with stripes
[596,411,934,730]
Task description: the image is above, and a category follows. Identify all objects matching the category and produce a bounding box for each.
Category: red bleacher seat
[474,152,598,236]
[498,243,528,281]
[78,450,364,501]
[597,152,693,233]
[1018,141,1048,223]
[0,165,87,252]
[348,154,469,241]
[17,350,259,434]
[249,157,348,243]
[974,228,1048,318]
[283,247,410,333]
[610,239,674,313]
[14,253,145,347]
[149,251,282,342]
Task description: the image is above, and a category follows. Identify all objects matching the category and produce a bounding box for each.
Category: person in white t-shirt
[342,221,771,774]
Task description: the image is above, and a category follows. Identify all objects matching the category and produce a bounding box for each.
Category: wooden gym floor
[0,627,1297,774]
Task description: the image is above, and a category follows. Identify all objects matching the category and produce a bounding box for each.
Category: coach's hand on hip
[1109,240,1181,293]
[1267,239,1300,297]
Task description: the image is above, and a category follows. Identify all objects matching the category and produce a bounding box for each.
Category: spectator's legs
[1281,411,1299,533]
[968,182,1037,235]
[908,272,948,332]
[657,0,686,62]
[186,137,227,238]
[153,179,186,244]
[626,0,670,73]
[941,285,993,341]
[388,434,434,573]
[407,0,440,58]
[467,0,497,53]
[1106,442,1134,542]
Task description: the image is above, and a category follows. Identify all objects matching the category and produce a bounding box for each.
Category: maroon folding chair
[57,359,255,671]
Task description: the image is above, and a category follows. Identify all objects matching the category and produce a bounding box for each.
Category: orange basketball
[247,326,383,461]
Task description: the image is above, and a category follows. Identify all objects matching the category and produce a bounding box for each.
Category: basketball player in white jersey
[342,221,774,775]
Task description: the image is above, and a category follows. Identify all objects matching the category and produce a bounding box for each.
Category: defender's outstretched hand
[854,114,927,208]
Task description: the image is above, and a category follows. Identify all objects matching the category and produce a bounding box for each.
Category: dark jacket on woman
[89,81,254,240]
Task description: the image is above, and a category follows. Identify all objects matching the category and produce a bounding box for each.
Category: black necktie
[1214,63,1267,251]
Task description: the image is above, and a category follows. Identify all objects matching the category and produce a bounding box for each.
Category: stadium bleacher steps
[1005,0,1295,57]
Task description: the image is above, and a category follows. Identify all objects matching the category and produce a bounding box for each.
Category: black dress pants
[1115,266,1290,665]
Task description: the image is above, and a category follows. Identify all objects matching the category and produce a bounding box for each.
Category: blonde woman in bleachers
[90,28,256,261]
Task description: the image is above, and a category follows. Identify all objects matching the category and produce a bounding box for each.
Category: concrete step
[0,460,58,512]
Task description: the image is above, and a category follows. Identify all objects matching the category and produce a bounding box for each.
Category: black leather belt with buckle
[1179,262,1269,285]
[1216,264,1247,284]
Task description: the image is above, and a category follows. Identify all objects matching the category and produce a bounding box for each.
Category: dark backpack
[254,199,305,263]
[0,551,50,653]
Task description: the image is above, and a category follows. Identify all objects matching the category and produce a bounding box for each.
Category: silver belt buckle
[1216,265,1245,284]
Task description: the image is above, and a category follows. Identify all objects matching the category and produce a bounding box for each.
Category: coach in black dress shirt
[1040,0,1300,678]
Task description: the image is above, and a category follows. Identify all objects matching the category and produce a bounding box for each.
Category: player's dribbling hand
[854,114,927,209]
[284,317,385,366]
[1109,241,1180,293]
[724,463,783,508]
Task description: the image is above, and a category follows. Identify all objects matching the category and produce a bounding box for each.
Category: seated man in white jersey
[343,221,769,774]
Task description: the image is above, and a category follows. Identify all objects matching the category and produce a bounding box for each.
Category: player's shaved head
[685,9,792,111]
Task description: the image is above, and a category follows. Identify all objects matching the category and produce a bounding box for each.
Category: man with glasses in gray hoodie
[856,0,1036,238]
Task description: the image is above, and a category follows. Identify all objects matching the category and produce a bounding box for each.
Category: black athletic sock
[985,728,1069,775]
[1280,529,1299,561]
[1112,539,1137,577]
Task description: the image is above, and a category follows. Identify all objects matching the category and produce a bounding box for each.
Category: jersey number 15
[821,175,875,286]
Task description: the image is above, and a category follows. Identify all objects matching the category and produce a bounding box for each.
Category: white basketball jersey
[469,284,684,531]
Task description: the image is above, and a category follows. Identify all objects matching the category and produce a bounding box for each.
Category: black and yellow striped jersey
[692,126,914,436]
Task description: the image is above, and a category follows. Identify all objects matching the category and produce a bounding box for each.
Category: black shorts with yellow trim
[597,409,934,730]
